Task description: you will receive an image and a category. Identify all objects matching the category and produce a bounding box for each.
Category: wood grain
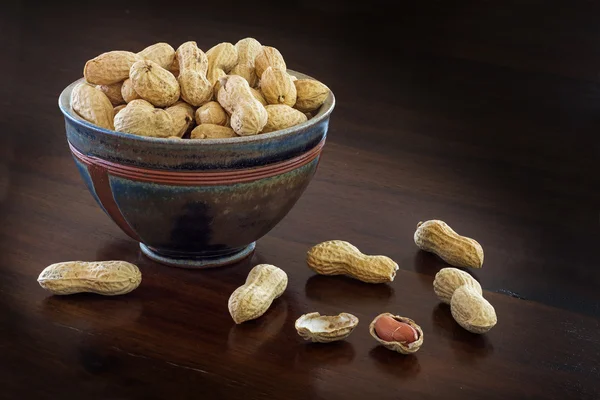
[0,1,598,399]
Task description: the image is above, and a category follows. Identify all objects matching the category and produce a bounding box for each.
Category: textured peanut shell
[263,105,307,133]
[306,240,398,283]
[450,285,497,334]
[121,78,141,103]
[195,101,229,126]
[250,87,267,106]
[260,67,297,106]
[129,60,180,107]
[165,101,194,137]
[434,267,482,304]
[294,79,330,112]
[70,82,114,130]
[114,99,174,138]
[169,53,180,77]
[414,220,484,268]
[235,38,262,63]
[230,62,258,88]
[38,261,141,296]
[231,38,262,87]
[84,51,140,85]
[255,46,286,78]
[113,104,126,116]
[217,75,268,136]
[206,42,238,85]
[190,124,237,139]
[96,82,125,106]
[138,42,175,69]
[369,313,424,354]
[228,264,288,324]
[295,312,358,343]
[177,41,208,73]
[176,42,212,106]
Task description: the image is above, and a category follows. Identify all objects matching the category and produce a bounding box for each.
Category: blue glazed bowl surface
[58,70,335,268]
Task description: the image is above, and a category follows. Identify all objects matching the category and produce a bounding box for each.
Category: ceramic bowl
[58,70,335,268]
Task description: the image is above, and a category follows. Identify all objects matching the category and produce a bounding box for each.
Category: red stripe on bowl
[69,138,325,186]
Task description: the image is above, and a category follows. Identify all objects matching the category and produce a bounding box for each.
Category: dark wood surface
[1,1,599,399]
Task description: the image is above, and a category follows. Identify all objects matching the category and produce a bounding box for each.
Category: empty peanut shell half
[369,313,424,354]
[295,312,359,343]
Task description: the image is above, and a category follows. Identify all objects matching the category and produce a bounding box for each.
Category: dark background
[1,1,599,399]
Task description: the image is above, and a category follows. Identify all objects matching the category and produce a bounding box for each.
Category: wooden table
[2,2,599,399]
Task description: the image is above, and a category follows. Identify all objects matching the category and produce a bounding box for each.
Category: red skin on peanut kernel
[374,316,418,343]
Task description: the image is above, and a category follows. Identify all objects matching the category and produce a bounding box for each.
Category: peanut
[169,52,180,77]
[373,315,418,343]
[129,60,180,107]
[250,87,267,106]
[306,240,398,283]
[207,42,239,97]
[228,264,288,324]
[38,261,141,296]
[255,46,286,79]
[96,82,125,106]
[176,41,212,106]
[217,75,268,135]
[113,104,126,116]
[114,99,174,138]
[121,78,141,103]
[138,42,175,69]
[165,101,195,137]
[195,101,229,126]
[206,42,239,85]
[262,105,307,133]
[433,267,482,304]
[295,312,359,343]
[84,50,141,85]
[70,82,114,130]
[294,79,329,112]
[369,313,424,354]
[414,220,484,269]
[190,124,237,139]
[450,285,497,334]
[260,67,297,106]
[230,37,262,87]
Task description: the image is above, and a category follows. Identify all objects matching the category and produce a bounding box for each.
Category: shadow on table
[294,340,356,366]
[413,251,481,290]
[431,303,494,362]
[304,274,395,305]
[368,347,421,379]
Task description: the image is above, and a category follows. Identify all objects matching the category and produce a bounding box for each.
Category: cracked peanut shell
[369,313,424,354]
[295,312,359,343]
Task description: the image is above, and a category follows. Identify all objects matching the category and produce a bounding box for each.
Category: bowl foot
[140,242,256,269]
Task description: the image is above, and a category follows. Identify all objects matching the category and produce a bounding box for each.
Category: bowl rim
[58,69,336,146]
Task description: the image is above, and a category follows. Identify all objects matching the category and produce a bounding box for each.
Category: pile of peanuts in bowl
[70,38,331,139]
